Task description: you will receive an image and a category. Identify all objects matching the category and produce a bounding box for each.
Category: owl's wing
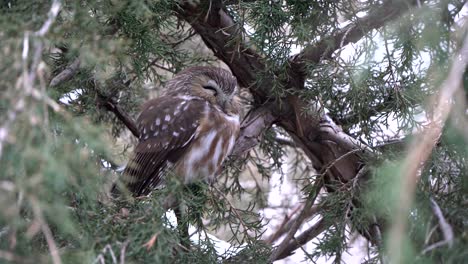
[121,96,206,196]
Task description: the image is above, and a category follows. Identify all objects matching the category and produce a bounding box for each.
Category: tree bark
[177,0,422,254]
[178,0,417,186]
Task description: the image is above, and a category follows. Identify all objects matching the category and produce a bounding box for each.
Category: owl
[116,66,241,197]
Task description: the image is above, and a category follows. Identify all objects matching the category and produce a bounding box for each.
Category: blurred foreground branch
[388,27,468,264]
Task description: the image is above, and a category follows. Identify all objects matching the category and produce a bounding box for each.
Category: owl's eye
[202,81,219,96]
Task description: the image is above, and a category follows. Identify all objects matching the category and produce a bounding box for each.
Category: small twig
[429,197,454,247]
[213,186,249,232]
[268,181,323,262]
[104,245,118,264]
[92,244,118,264]
[274,218,330,261]
[143,232,160,251]
[169,31,197,47]
[264,204,302,244]
[96,90,140,138]
[120,240,129,264]
[421,240,450,255]
[315,148,364,179]
[93,255,105,264]
[264,205,321,245]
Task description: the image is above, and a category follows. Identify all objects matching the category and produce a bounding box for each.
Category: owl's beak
[219,94,229,110]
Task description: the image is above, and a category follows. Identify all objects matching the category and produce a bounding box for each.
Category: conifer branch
[429,197,454,247]
[30,198,62,264]
[268,181,322,262]
[96,90,140,138]
[178,0,423,250]
[3,0,466,262]
[179,0,417,162]
[275,218,330,261]
[290,0,422,68]
[49,57,81,87]
[231,106,276,157]
[388,28,468,264]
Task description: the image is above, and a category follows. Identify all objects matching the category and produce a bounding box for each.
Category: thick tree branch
[291,0,420,68]
[177,0,267,97]
[179,0,416,162]
[178,0,422,250]
[231,106,277,156]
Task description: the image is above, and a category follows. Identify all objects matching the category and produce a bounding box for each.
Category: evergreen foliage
[0,0,466,263]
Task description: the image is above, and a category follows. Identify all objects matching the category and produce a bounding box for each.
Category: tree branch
[429,197,454,247]
[291,0,420,68]
[177,0,422,250]
[274,218,330,261]
[96,90,140,138]
[231,106,277,156]
[179,0,416,168]
[388,27,468,264]
[49,57,81,87]
[268,181,322,262]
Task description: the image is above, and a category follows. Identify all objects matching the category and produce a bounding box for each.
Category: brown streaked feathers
[115,66,241,197]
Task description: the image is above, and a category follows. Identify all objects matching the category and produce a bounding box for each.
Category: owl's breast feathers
[121,95,240,196]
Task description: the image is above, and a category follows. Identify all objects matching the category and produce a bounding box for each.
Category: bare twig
[429,197,454,247]
[120,240,129,264]
[268,181,323,262]
[316,148,365,178]
[388,27,468,264]
[264,205,302,244]
[264,205,320,244]
[275,218,330,261]
[421,240,451,255]
[96,90,140,138]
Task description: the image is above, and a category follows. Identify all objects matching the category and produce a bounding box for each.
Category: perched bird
[114,66,241,197]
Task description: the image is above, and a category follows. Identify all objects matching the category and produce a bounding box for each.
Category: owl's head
[164,66,240,115]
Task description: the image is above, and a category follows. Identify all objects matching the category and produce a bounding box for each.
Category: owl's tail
[111,151,165,198]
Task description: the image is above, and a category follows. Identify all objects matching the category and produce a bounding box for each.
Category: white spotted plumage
[118,66,241,197]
